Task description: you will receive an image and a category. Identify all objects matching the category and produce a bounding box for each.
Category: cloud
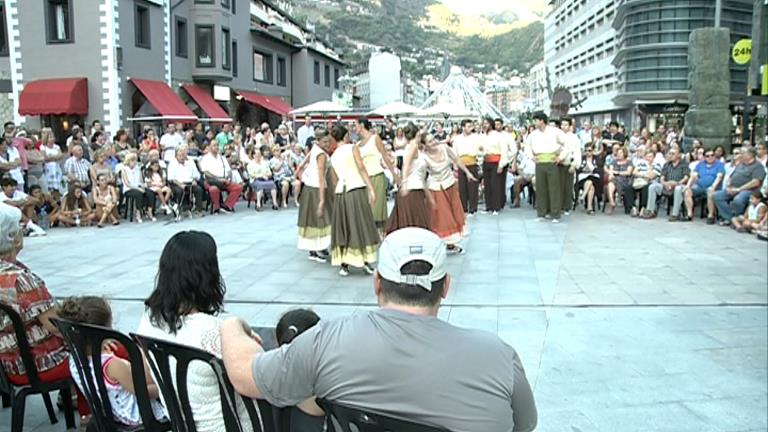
[437,0,551,21]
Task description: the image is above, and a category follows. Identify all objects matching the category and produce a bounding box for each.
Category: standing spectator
[41,129,65,192]
[643,147,690,220]
[89,119,103,140]
[64,144,92,192]
[167,147,205,216]
[25,137,46,191]
[215,124,234,153]
[0,136,24,190]
[221,227,538,432]
[139,129,159,163]
[684,148,725,224]
[602,121,626,147]
[11,131,30,187]
[160,123,183,163]
[200,142,242,214]
[577,120,592,148]
[297,115,315,149]
[525,111,566,222]
[275,125,291,149]
[113,129,133,154]
[69,128,90,161]
[713,147,767,226]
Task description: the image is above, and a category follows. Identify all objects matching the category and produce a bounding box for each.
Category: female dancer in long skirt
[329,124,380,276]
[295,128,333,262]
[355,116,399,231]
[385,122,433,234]
[423,133,477,254]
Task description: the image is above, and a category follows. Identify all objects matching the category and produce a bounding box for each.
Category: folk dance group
[295,118,476,276]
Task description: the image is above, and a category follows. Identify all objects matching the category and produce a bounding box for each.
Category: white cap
[377,228,447,291]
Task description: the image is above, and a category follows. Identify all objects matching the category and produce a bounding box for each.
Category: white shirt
[1,146,24,184]
[525,126,565,158]
[577,129,591,148]
[160,133,184,162]
[2,189,27,203]
[167,158,201,184]
[297,124,315,148]
[559,131,582,168]
[199,153,231,180]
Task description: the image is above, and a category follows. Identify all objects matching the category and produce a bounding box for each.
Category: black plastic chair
[51,318,171,432]
[0,302,76,432]
[131,333,281,432]
[317,399,450,432]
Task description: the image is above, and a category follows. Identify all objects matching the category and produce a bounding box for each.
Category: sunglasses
[705,153,715,157]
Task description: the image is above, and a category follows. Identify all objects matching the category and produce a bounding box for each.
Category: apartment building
[0,0,343,138]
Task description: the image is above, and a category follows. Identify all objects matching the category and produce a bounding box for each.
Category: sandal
[587,209,595,215]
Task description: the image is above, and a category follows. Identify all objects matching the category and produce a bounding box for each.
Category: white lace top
[136,312,253,432]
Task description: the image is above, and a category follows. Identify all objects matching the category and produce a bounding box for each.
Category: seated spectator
[58,296,166,427]
[58,182,95,227]
[247,148,278,211]
[64,144,92,192]
[167,147,205,216]
[270,148,294,209]
[28,185,60,229]
[0,205,69,387]
[714,147,767,226]
[605,146,633,215]
[144,160,174,215]
[684,149,725,224]
[511,147,536,209]
[120,153,156,223]
[200,142,242,214]
[93,174,119,228]
[113,129,133,155]
[89,149,114,186]
[625,149,661,217]
[221,227,538,432]
[1,177,46,236]
[136,231,252,432]
[731,191,767,233]
[575,143,603,214]
[643,147,690,220]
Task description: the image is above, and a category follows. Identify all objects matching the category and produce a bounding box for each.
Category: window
[135,3,151,49]
[324,64,330,87]
[221,0,230,8]
[0,6,7,56]
[313,61,320,84]
[195,25,215,67]
[334,68,339,89]
[222,28,231,69]
[231,0,236,14]
[277,57,286,87]
[45,0,73,43]
[253,50,273,83]
[232,40,238,77]
[175,16,187,57]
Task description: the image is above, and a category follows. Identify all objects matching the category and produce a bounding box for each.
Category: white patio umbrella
[290,100,351,115]
[418,102,475,119]
[368,101,420,117]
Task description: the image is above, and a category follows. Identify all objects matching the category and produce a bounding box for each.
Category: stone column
[684,28,733,151]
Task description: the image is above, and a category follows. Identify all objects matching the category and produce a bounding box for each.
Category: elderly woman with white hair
[0,205,70,388]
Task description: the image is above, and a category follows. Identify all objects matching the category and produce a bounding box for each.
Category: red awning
[129,78,197,121]
[237,90,293,116]
[181,84,231,122]
[19,78,89,116]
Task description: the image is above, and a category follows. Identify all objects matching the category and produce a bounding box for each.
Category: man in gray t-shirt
[221,228,537,432]
[714,147,767,222]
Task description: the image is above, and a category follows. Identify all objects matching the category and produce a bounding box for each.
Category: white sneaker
[536,217,546,222]
[551,218,560,223]
[563,210,570,216]
[363,263,375,275]
[27,221,47,237]
[339,266,349,277]
[492,211,499,216]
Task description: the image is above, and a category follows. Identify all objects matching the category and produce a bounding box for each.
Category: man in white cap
[220,227,537,432]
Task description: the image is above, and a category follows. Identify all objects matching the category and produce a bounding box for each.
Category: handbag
[632,176,649,189]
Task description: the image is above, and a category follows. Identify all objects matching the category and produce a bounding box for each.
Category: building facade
[0,0,343,136]
[525,60,549,112]
[544,0,754,130]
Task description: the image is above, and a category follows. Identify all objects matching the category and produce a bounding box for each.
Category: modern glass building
[612,0,753,128]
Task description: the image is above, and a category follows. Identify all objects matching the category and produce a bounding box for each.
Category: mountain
[285,0,544,78]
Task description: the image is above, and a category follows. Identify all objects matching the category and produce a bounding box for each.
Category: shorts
[690,185,708,198]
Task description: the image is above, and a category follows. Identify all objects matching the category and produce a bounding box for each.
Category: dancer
[479,118,509,215]
[355,117,399,230]
[329,124,379,276]
[385,123,433,234]
[296,128,333,263]
[423,133,477,254]
[453,119,481,215]
[525,112,565,222]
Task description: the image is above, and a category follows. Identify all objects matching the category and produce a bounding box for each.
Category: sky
[437,0,551,21]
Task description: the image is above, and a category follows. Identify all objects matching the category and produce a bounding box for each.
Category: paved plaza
[3,204,767,432]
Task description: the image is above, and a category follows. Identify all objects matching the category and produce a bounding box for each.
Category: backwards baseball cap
[377,228,447,291]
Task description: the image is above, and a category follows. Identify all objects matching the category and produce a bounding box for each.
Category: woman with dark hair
[295,128,333,262]
[385,122,433,234]
[136,231,252,432]
[330,123,379,276]
[58,182,95,227]
[354,116,399,230]
[575,143,604,214]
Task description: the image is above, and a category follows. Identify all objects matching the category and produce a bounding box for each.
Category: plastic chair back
[316,399,450,432]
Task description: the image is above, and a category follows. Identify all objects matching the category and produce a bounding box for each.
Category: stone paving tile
[3,204,766,432]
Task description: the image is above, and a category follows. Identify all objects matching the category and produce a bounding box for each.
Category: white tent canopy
[368,101,420,117]
[290,100,351,115]
[419,66,508,122]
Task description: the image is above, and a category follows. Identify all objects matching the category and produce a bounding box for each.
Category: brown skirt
[331,187,380,267]
[297,186,331,251]
[385,189,430,235]
[429,183,467,244]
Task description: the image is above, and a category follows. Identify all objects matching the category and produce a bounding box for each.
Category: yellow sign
[732,39,752,65]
